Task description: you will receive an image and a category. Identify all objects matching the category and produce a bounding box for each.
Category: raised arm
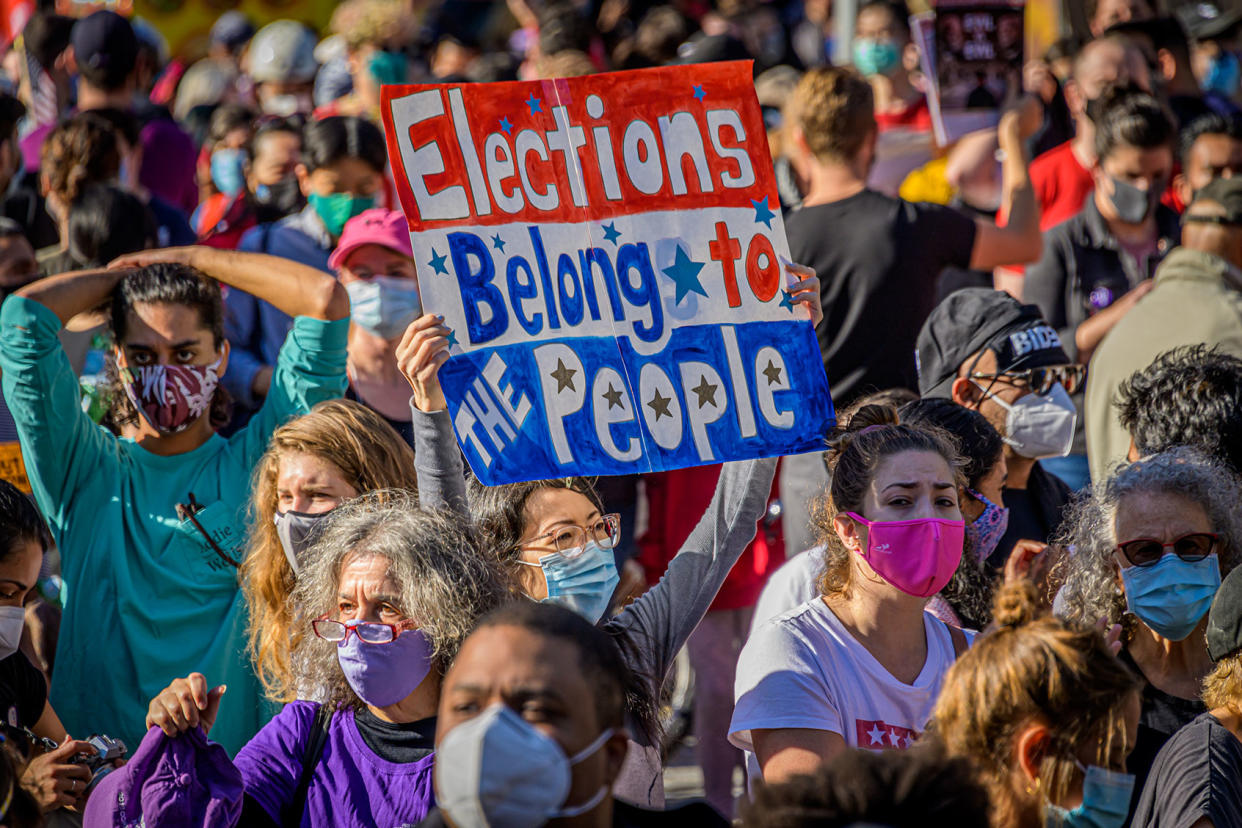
[969,101,1044,270]
[110,247,349,322]
[14,268,124,327]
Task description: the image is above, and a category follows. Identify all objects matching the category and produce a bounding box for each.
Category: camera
[72,734,127,792]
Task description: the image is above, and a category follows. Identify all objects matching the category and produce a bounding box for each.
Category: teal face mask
[523,540,619,624]
[1120,553,1221,641]
[308,192,376,237]
[344,275,421,340]
[1044,763,1135,828]
[368,50,408,86]
[853,37,901,77]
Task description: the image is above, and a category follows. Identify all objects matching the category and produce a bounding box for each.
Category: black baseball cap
[70,11,137,85]
[1207,563,1242,662]
[916,288,1071,398]
[1187,176,1242,226]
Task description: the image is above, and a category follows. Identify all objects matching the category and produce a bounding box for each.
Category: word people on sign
[382,61,834,484]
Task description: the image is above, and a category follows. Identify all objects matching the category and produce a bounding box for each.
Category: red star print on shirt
[855,719,920,750]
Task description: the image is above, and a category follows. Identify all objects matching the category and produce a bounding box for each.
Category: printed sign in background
[381,61,834,485]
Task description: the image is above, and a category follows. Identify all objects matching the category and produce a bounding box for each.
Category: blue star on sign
[499,116,513,135]
[492,234,506,252]
[446,328,459,348]
[525,93,543,114]
[428,248,448,275]
[662,246,708,305]
[779,289,796,312]
[692,84,706,102]
[601,221,622,245]
[751,196,776,229]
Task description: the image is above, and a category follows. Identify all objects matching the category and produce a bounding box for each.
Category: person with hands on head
[0,244,349,757]
[393,262,821,809]
[138,495,510,828]
[1057,448,1242,815]
[0,480,99,817]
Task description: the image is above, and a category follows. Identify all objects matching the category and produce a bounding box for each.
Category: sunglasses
[970,364,1086,395]
[1116,532,1219,567]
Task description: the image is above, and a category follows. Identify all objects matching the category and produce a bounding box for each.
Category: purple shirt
[235,701,436,827]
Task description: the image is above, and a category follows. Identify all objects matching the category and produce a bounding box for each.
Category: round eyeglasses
[516,513,622,558]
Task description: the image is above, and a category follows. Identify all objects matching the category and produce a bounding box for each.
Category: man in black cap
[1133,563,1242,825]
[1087,175,1242,477]
[916,288,1082,567]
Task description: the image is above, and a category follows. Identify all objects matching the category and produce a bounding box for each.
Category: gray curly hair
[290,490,514,711]
[1056,448,1242,637]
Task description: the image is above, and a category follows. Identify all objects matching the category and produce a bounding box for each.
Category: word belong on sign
[382,62,835,484]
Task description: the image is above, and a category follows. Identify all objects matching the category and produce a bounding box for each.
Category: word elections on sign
[449,325,797,471]
[389,87,756,222]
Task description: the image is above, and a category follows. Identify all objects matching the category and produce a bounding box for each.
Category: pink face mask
[845,512,965,597]
[119,357,222,434]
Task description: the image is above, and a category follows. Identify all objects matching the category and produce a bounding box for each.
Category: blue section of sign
[439,319,835,484]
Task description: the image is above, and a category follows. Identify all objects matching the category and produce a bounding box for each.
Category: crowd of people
[1,0,1242,825]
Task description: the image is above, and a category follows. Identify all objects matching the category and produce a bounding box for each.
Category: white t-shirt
[749,546,824,635]
[730,596,969,780]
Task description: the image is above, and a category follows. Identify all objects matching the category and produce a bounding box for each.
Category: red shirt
[637,463,784,612]
[1031,140,1096,231]
[875,96,933,132]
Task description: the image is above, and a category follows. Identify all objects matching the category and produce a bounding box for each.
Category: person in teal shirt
[0,245,350,756]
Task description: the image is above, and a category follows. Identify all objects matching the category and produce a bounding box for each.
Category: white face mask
[975,381,1077,459]
[0,606,25,661]
[435,704,614,828]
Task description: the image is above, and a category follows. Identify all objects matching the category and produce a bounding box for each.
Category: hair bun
[991,579,1040,630]
[826,403,901,462]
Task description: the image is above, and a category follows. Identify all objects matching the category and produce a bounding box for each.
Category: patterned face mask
[119,355,222,434]
[965,488,1010,563]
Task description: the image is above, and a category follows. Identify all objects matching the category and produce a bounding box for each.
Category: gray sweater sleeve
[605,456,777,688]
[409,403,469,518]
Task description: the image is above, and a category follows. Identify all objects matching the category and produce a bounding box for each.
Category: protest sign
[930,0,1025,143]
[381,61,834,485]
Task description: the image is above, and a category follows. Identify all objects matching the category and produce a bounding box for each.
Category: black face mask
[253,176,305,223]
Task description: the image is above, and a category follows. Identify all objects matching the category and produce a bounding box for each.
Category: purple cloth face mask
[337,625,434,707]
[846,512,965,597]
[964,488,1010,563]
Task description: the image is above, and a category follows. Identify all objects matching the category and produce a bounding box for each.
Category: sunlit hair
[810,403,966,598]
[1055,447,1242,640]
[466,476,605,577]
[788,66,875,164]
[242,399,419,702]
[928,580,1141,828]
[291,491,511,711]
[1204,652,1242,712]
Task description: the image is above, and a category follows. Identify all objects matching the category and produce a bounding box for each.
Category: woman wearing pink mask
[730,403,971,784]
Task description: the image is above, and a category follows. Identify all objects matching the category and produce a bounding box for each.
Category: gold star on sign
[550,359,577,392]
[602,383,625,410]
[691,375,718,408]
[647,388,673,420]
[763,360,783,386]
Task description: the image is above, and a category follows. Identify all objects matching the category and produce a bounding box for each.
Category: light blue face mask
[853,37,901,77]
[524,540,619,624]
[210,148,247,197]
[344,275,422,340]
[1121,553,1221,641]
[1044,762,1135,828]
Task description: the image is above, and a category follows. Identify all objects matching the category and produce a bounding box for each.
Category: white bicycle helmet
[248,20,319,84]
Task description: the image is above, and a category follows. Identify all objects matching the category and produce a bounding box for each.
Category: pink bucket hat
[328,208,414,270]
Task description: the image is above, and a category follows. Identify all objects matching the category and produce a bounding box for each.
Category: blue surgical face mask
[523,540,619,624]
[1121,553,1221,641]
[210,148,247,197]
[965,488,1010,563]
[344,275,422,340]
[1044,762,1135,828]
[1205,51,1241,97]
[853,37,901,77]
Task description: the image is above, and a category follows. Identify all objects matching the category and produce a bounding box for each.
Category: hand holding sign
[381,61,834,484]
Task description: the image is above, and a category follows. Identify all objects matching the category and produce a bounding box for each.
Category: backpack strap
[281,704,333,828]
[947,624,968,659]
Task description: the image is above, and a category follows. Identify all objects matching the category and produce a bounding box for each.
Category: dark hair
[537,1,595,54]
[0,217,27,241]
[102,263,230,431]
[858,0,912,38]
[1116,345,1242,475]
[1178,112,1242,167]
[252,116,303,157]
[0,480,50,563]
[634,6,689,65]
[899,398,1004,490]
[1092,87,1175,162]
[65,183,157,269]
[302,116,386,174]
[41,113,120,203]
[740,744,991,828]
[1045,35,1081,64]
[23,12,74,71]
[84,107,140,149]
[207,104,255,151]
[475,601,631,731]
[0,94,26,144]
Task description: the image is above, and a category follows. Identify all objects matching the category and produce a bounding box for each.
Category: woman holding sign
[394,263,821,809]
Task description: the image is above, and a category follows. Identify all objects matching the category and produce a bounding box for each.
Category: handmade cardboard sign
[381,61,834,484]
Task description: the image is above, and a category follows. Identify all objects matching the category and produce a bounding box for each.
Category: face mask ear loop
[552,728,616,819]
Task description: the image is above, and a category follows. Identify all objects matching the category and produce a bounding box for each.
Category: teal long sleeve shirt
[0,295,348,755]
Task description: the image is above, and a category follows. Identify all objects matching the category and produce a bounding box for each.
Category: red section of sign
[380,61,777,231]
